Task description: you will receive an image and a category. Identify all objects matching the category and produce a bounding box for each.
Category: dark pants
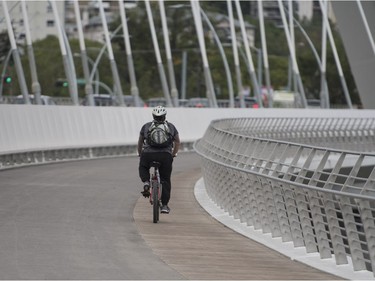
[139,152,173,206]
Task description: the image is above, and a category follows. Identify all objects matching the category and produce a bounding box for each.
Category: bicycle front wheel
[152,185,159,223]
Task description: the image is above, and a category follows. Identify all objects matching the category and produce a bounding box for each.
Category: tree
[0,31,10,63]
[0,2,359,107]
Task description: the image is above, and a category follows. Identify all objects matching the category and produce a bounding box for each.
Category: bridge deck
[0,152,341,279]
[134,162,339,280]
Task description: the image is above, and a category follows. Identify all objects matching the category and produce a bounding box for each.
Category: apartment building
[65,0,126,41]
[0,0,134,43]
[0,1,64,42]
[249,0,335,25]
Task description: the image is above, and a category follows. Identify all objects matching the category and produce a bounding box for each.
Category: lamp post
[118,0,141,107]
[2,0,30,104]
[98,0,125,106]
[21,0,42,105]
[258,0,273,108]
[0,4,15,100]
[200,6,234,108]
[191,0,217,108]
[50,0,79,105]
[227,0,246,108]
[73,0,95,106]
[0,49,12,100]
[87,25,123,96]
[253,46,262,90]
[234,0,263,107]
[237,45,262,94]
[145,0,173,107]
[277,0,307,108]
[73,53,100,95]
[296,17,329,108]
[159,0,179,107]
[282,4,329,108]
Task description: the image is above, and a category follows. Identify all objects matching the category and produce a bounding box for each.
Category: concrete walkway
[133,153,340,280]
[0,152,358,279]
[0,156,183,280]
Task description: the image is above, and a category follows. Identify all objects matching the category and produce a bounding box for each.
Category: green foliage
[14,35,107,98]
[268,55,289,90]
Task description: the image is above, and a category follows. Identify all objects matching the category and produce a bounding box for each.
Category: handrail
[194,117,375,276]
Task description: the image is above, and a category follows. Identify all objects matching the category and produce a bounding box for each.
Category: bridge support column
[332,1,375,109]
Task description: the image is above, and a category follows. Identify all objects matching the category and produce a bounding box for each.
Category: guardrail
[194,117,375,276]
[226,117,375,152]
[0,104,267,170]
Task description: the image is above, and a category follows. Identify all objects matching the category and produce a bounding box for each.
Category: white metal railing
[194,117,375,276]
[223,117,375,152]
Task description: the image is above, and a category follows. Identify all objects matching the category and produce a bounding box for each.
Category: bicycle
[149,161,162,223]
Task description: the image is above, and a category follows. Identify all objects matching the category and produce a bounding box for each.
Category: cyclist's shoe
[160,205,170,214]
[141,183,150,198]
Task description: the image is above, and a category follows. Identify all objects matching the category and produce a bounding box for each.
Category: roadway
[0,152,339,279]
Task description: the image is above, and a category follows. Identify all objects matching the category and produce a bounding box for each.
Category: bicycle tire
[152,182,159,223]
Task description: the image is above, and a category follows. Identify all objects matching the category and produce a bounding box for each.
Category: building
[0,0,330,45]
[65,0,124,42]
[0,1,65,43]
[208,12,255,48]
[0,0,137,44]
[249,0,336,25]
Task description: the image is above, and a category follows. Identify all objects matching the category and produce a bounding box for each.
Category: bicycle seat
[150,161,161,168]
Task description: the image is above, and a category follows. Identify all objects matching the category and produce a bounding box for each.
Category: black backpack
[147,121,173,148]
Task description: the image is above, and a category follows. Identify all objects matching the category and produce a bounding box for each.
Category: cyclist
[137,105,180,214]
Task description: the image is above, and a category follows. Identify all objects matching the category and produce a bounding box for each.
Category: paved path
[0,156,182,280]
[134,152,339,280]
[0,152,339,279]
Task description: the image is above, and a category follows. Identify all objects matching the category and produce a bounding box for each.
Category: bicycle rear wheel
[152,184,159,223]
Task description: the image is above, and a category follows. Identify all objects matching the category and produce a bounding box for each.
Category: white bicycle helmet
[152,105,167,117]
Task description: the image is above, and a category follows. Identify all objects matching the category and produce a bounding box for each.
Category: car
[217,99,230,108]
[178,99,189,107]
[81,93,116,106]
[307,99,321,108]
[82,94,148,107]
[272,91,296,108]
[234,96,259,108]
[147,97,167,107]
[123,95,147,107]
[188,97,209,108]
[15,95,56,105]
